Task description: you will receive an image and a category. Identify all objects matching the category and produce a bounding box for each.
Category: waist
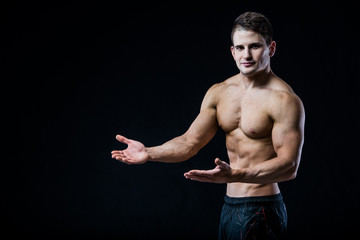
[226,182,280,197]
[224,193,283,206]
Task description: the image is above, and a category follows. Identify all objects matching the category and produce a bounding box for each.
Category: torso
[214,73,294,197]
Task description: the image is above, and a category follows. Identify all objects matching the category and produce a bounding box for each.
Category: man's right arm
[147,103,218,163]
[111,85,220,164]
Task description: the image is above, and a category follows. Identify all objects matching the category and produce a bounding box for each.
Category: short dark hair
[231,12,273,46]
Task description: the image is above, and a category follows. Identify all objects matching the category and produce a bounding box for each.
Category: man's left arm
[184,92,305,184]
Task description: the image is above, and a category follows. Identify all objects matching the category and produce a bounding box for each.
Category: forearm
[146,135,199,163]
[145,104,218,163]
[231,157,298,184]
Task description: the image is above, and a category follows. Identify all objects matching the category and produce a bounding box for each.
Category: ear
[230,46,236,59]
[269,41,276,57]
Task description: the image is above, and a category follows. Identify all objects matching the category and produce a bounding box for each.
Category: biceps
[272,124,304,162]
[185,108,218,150]
[271,97,305,160]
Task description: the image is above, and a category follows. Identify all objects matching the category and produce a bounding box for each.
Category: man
[111,12,305,239]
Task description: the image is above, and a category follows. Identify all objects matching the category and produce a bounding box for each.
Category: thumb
[116,134,130,144]
[215,158,223,166]
[215,158,230,170]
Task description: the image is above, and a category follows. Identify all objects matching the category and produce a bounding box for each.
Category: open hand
[111,135,149,165]
[184,158,233,183]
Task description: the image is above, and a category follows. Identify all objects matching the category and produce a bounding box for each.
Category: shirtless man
[111,12,305,240]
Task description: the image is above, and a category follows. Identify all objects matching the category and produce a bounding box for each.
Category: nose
[243,48,252,60]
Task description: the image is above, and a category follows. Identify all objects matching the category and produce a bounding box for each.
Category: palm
[111,135,149,164]
[184,158,232,183]
[123,139,148,163]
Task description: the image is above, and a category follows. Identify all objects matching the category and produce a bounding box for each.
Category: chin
[240,68,258,76]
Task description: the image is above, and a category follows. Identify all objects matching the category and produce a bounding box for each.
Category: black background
[4,1,360,239]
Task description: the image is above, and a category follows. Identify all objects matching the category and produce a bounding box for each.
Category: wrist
[145,147,155,162]
[230,168,246,182]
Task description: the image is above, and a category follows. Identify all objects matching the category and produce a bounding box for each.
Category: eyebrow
[234,42,263,48]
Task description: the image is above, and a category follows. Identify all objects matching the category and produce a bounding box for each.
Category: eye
[235,46,244,50]
[250,44,261,49]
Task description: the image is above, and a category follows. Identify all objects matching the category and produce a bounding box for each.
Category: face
[231,29,276,77]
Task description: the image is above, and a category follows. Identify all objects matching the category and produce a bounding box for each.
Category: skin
[111,29,305,197]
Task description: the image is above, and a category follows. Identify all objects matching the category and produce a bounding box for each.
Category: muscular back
[208,73,300,196]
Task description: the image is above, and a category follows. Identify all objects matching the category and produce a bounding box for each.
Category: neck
[240,67,272,89]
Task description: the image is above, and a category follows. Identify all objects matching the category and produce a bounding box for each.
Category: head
[230,12,276,77]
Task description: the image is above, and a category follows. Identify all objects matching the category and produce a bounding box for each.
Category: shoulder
[267,75,303,109]
[206,74,241,96]
[267,80,305,123]
[201,75,237,109]
[270,90,303,113]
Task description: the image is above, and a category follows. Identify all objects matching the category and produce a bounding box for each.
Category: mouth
[241,61,255,67]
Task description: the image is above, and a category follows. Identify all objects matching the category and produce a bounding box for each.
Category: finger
[111,150,124,157]
[111,150,122,155]
[115,155,131,164]
[185,170,204,176]
[116,134,130,144]
[112,151,127,161]
[112,154,124,160]
[215,158,228,167]
[186,169,218,177]
[185,174,212,183]
[112,154,123,160]
[116,157,130,165]
[116,151,137,165]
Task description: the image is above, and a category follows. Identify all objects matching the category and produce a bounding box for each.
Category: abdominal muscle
[225,132,280,197]
[227,181,280,197]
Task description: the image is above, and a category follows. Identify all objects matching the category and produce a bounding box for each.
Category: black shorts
[218,193,287,240]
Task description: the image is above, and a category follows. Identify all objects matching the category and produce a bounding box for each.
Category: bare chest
[216,90,273,139]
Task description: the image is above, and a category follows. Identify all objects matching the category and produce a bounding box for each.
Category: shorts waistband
[224,193,283,206]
